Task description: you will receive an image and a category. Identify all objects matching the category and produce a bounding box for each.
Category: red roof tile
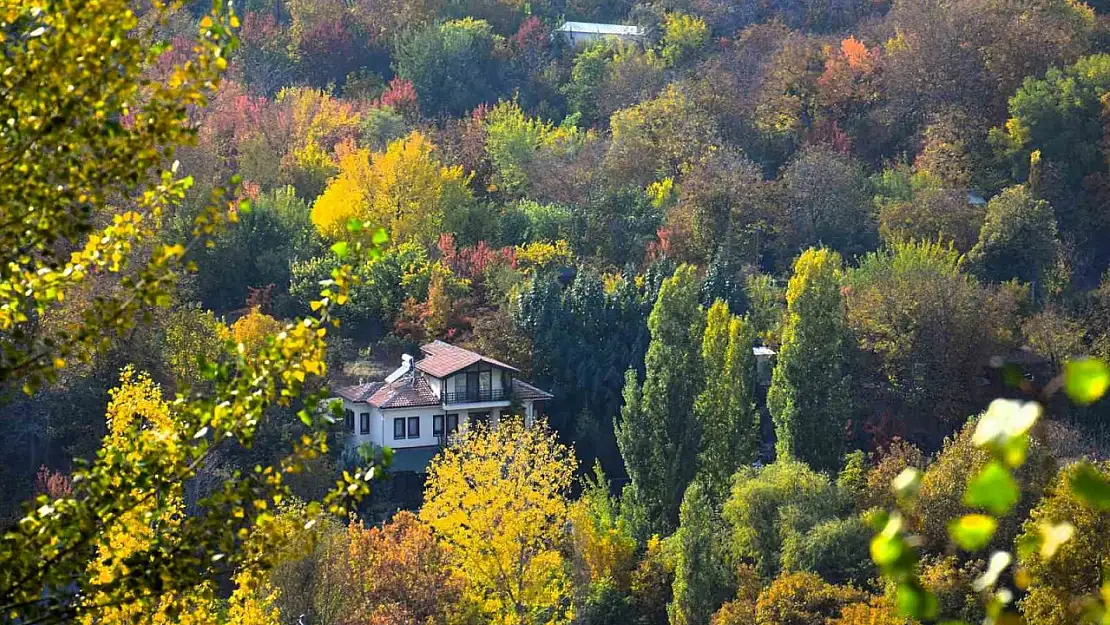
[368,376,441,409]
[512,379,553,401]
[416,340,519,378]
[335,382,385,403]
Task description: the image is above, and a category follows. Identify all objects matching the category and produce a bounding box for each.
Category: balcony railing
[442,388,511,404]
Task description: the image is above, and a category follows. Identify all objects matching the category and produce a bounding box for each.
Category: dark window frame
[446,413,459,436]
[393,418,405,440]
[359,412,370,435]
[344,409,355,433]
[407,416,420,439]
[433,414,444,437]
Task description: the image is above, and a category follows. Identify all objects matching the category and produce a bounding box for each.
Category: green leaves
[892,467,922,500]
[1069,462,1110,510]
[972,551,1012,591]
[965,460,1019,515]
[949,514,998,551]
[330,241,350,259]
[1063,358,1110,405]
[372,227,389,246]
[871,528,907,567]
[972,399,1039,461]
[1038,521,1075,559]
[896,580,939,620]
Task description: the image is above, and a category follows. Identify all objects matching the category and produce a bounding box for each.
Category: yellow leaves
[105,366,177,441]
[648,177,675,208]
[161,243,186,259]
[569,499,636,589]
[784,248,844,307]
[225,569,282,625]
[311,131,471,247]
[421,418,576,625]
[80,368,220,625]
[659,12,708,67]
[883,29,910,54]
[311,145,374,236]
[230,307,284,358]
[515,240,575,273]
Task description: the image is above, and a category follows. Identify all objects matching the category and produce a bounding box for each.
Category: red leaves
[376,77,420,118]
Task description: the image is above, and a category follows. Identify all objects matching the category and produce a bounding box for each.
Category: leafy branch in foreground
[871,357,1110,625]
[0,0,392,621]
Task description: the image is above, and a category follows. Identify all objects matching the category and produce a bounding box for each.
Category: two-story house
[335,341,552,454]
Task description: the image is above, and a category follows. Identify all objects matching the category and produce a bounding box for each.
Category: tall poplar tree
[694,301,759,503]
[616,264,705,535]
[669,481,728,625]
[767,248,855,471]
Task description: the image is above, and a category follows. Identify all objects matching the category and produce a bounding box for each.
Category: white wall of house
[378,407,444,449]
[342,399,384,447]
[562,30,643,47]
[342,400,542,450]
[443,399,511,413]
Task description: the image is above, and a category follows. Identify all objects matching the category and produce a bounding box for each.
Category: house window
[359,412,370,435]
[446,413,459,436]
[466,369,479,400]
[407,416,420,439]
[460,363,493,400]
[433,415,444,438]
[393,418,405,440]
[344,409,354,432]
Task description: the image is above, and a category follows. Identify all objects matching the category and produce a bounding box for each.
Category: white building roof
[753,346,776,357]
[557,21,645,37]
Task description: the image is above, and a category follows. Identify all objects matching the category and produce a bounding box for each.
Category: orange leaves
[816,35,881,130]
[343,511,463,625]
[820,35,879,88]
[841,36,872,70]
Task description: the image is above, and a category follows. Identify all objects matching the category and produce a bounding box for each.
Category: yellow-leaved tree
[421,418,578,625]
[80,369,286,625]
[231,307,285,358]
[80,368,218,625]
[0,0,383,619]
[311,131,471,247]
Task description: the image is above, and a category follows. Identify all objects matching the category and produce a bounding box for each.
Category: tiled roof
[513,378,553,401]
[336,377,440,409]
[334,382,385,403]
[369,376,441,409]
[416,340,519,378]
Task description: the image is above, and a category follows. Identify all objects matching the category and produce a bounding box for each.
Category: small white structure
[335,341,552,452]
[557,21,646,47]
[753,346,776,386]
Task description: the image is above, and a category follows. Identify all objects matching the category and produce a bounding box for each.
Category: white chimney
[385,353,416,384]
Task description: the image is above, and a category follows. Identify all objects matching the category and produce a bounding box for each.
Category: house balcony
[442,388,511,405]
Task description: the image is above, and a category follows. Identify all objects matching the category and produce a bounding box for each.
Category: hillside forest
[8,0,1110,624]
